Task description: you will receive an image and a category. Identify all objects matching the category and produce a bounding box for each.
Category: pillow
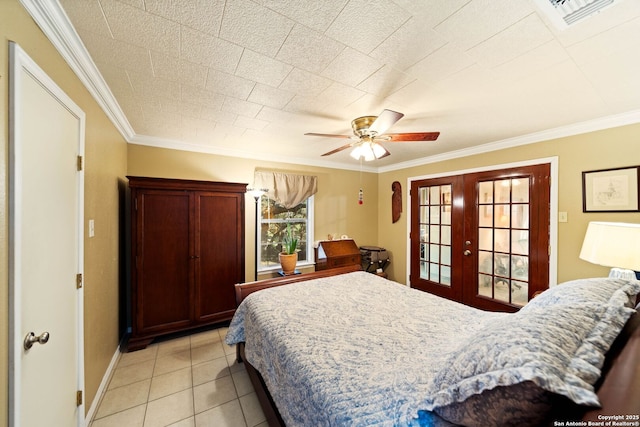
[523,277,639,311]
[423,279,640,427]
[433,381,555,427]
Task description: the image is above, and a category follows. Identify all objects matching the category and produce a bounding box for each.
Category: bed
[225,265,640,426]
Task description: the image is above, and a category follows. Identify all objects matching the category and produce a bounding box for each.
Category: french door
[410,163,550,312]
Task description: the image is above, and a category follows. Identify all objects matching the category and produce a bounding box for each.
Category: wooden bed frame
[233,266,640,426]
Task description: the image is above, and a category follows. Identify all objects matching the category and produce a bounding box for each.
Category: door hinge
[76,273,83,289]
[76,390,83,406]
[77,155,83,171]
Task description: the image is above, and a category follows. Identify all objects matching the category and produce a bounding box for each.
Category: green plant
[282,222,298,255]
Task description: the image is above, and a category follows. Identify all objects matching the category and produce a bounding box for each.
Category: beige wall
[0,0,128,423]
[127,144,379,280]
[378,123,640,284]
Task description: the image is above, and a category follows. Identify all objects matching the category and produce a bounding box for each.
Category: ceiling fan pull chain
[358,158,364,205]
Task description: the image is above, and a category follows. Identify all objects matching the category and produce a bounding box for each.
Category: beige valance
[254,171,317,209]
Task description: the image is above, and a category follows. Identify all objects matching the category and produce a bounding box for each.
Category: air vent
[534,0,620,28]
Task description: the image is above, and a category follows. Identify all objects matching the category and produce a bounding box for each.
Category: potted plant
[279,222,298,275]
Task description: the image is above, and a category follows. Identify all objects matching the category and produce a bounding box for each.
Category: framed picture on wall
[582,166,640,212]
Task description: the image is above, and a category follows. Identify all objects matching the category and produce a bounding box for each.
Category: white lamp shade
[246,188,267,199]
[579,221,640,271]
[371,142,386,158]
[350,141,386,161]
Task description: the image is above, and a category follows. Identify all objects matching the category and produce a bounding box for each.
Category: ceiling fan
[304,109,439,161]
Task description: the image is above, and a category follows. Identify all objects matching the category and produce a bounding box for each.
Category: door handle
[24,331,50,350]
[463,250,472,256]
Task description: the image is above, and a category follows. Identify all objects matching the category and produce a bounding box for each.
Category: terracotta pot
[279,252,298,275]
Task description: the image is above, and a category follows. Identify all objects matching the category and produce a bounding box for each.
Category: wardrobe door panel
[196,192,243,322]
[136,191,192,332]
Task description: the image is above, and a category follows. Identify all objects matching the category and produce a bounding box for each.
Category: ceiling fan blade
[368,109,404,135]
[305,132,351,139]
[384,132,440,142]
[377,144,391,159]
[321,142,355,156]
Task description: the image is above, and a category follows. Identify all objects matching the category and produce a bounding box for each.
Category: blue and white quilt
[225,272,640,427]
[225,271,494,426]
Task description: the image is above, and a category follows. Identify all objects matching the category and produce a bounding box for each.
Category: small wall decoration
[582,166,640,212]
[392,181,402,223]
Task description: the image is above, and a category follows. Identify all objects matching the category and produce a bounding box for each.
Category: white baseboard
[84,342,123,425]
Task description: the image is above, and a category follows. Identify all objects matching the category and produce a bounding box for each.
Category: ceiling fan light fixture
[363,144,376,161]
[308,109,439,159]
[350,144,363,160]
[350,141,385,161]
[371,142,386,159]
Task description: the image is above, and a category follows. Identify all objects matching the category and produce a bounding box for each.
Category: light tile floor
[89,326,267,427]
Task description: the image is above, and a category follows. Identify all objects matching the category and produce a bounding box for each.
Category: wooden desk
[314,239,361,271]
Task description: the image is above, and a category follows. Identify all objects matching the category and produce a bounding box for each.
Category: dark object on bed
[232,269,640,426]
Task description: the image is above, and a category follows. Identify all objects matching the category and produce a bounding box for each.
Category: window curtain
[253,170,317,209]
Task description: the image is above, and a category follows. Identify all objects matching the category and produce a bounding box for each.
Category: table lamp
[579,221,640,280]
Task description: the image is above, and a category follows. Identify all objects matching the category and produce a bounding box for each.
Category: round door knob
[463,250,472,256]
[24,331,50,350]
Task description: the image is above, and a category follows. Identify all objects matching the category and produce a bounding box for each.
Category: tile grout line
[92,328,258,427]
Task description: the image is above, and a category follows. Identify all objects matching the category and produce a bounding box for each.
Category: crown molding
[377,109,640,173]
[129,135,379,173]
[19,0,135,140]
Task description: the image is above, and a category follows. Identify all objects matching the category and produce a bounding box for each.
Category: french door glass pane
[479,274,492,297]
[478,251,493,274]
[430,225,440,243]
[512,204,529,228]
[494,277,510,303]
[441,266,451,285]
[479,206,493,227]
[441,225,451,245]
[494,229,510,252]
[478,228,493,251]
[512,178,530,202]
[512,230,529,255]
[512,280,529,306]
[441,207,452,225]
[477,178,530,307]
[441,246,451,265]
[495,180,511,203]
[418,184,452,286]
[429,264,439,282]
[479,181,493,203]
[429,244,439,263]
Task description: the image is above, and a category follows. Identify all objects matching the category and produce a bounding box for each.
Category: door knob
[463,250,472,256]
[24,331,50,350]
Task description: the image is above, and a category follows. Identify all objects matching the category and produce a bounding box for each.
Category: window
[257,195,314,271]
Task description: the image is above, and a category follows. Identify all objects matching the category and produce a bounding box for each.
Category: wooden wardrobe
[127,176,246,351]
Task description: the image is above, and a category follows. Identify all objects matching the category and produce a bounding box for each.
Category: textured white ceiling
[49,0,640,170]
